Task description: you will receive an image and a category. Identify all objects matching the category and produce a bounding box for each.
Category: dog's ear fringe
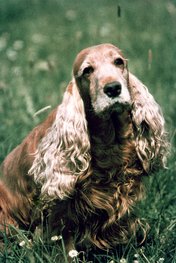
[29,80,91,200]
[129,73,169,172]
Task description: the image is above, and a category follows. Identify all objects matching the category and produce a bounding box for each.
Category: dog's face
[73,43,131,115]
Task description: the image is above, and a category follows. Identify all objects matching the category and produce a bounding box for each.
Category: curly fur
[29,80,91,199]
[129,73,167,171]
[0,43,168,257]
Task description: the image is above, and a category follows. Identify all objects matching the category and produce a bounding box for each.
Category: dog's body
[0,44,167,258]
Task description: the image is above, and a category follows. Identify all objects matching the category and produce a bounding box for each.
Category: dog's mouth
[111,101,131,113]
[99,101,132,119]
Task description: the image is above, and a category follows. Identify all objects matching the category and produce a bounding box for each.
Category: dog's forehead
[87,47,121,62]
[73,44,123,75]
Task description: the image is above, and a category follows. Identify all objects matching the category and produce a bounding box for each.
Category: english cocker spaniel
[0,44,167,259]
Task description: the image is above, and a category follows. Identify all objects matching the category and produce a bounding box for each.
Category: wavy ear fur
[129,73,168,172]
[29,80,91,200]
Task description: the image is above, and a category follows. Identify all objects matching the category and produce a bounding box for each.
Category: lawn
[0,0,175,262]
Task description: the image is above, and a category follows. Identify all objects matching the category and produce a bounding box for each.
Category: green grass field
[0,0,175,262]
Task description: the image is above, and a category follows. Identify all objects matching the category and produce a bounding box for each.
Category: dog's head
[73,43,131,116]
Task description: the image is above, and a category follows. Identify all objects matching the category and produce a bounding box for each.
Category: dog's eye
[82,66,94,76]
[114,58,124,67]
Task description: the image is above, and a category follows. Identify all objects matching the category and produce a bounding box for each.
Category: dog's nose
[104,81,121,98]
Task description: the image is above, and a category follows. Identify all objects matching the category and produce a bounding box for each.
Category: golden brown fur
[0,44,168,258]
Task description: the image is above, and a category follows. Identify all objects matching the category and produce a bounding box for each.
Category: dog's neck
[86,109,133,144]
[84,109,135,179]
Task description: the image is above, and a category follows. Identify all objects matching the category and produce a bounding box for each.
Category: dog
[0,43,168,260]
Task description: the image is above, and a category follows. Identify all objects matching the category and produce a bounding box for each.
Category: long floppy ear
[129,73,168,172]
[29,80,91,200]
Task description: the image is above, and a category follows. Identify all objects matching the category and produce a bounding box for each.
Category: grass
[0,0,175,262]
